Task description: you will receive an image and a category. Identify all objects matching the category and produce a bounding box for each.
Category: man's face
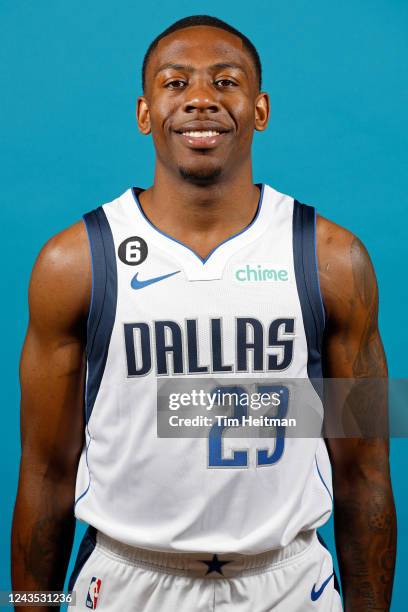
[138,26,269,185]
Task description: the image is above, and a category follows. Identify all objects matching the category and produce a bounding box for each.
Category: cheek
[230,97,256,130]
[148,97,178,136]
[237,110,256,142]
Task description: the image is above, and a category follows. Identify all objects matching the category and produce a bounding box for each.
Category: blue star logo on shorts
[199,554,232,576]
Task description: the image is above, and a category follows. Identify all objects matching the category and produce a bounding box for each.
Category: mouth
[174,127,231,149]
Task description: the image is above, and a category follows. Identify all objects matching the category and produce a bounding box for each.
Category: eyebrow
[155,62,246,75]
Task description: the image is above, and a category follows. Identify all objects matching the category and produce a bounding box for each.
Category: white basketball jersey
[74,183,333,554]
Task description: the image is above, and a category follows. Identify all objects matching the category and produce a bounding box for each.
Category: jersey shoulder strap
[292,200,326,382]
[82,207,117,423]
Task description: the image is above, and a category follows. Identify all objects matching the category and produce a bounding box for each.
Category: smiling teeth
[182,130,220,137]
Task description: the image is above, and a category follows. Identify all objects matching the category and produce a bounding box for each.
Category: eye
[165,79,187,89]
[215,79,237,88]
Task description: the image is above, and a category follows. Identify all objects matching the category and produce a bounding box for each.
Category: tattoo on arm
[325,235,396,611]
[335,477,396,611]
[350,237,387,378]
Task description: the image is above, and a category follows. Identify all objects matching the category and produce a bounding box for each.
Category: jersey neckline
[130,183,266,266]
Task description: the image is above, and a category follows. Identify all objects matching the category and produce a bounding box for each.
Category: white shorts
[68,526,343,611]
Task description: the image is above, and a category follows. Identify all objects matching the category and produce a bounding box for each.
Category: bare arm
[317,216,396,611]
[11,221,91,610]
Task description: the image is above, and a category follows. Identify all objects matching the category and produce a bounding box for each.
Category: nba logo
[86,576,102,609]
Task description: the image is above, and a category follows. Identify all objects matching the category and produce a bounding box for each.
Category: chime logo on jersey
[233,264,290,283]
[86,576,102,609]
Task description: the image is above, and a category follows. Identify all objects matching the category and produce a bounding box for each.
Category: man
[12,14,396,612]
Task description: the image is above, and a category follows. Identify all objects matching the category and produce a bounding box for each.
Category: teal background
[1,0,406,608]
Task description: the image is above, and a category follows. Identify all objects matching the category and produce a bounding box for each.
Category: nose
[183,80,220,114]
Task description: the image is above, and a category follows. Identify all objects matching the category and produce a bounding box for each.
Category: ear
[254,92,270,132]
[137,96,151,135]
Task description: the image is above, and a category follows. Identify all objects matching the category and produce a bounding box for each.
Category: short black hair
[142,15,262,92]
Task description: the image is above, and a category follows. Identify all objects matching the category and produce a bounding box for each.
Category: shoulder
[29,220,91,335]
[34,219,89,269]
[315,214,377,324]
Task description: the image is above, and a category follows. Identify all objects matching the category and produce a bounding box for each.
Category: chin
[178,164,223,186]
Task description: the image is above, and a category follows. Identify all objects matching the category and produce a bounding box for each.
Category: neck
[138,162,260,242]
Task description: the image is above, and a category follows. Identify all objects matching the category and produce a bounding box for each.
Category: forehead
[148,26,252,74]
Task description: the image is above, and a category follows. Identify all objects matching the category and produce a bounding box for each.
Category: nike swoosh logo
[131,270,180,289]
[311,572,334,601]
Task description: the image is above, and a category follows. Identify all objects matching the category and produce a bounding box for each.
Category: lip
[173,123,232,149]
[174,121,231,133]
[174,120,231,149]
[176,131,229,149]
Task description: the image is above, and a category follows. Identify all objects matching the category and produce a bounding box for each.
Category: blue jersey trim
[82,207,118,424]
[315,455,333,502]
[131,183,265,264]
[74,208,117,508]
[317,532,341,596]
[82,219,95,334]
[74,423,92,508]
[292,200,325,397]
[67,525,97,592]
[313,209,326,325]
